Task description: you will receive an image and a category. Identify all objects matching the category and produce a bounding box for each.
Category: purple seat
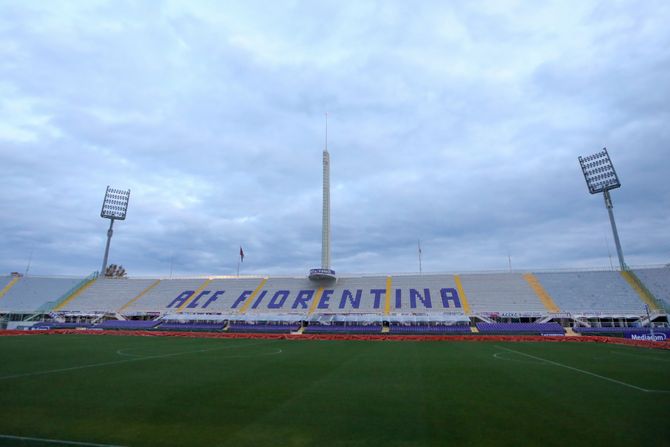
[303,324,382,334]
[389,324,471,334]
[97,320,159,330]
[227,323,300,333]
[476,322,564,335]
[158,322,226,331]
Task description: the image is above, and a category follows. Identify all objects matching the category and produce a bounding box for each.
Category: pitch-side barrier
[0,329,668,349]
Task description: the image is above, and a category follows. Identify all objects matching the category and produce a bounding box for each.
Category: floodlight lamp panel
[100,186,131,220]
[578,148,621,194]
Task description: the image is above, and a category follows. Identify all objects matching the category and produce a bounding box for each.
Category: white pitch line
[0,433,126,446]
[115,348,143,357]
[494,345,670,394]
[493,352,543,364]
[0,340,277,381]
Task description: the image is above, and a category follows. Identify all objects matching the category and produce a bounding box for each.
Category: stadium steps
[523,273,560,313]
[384,276,392,315]
[52,275,99,311]
[306,287,325,316]
[176,279,213,312]
[118,279,161,313]
[453,275,472,314]
[239,278,269,314]
[620,271,661,311]
[0,277,20,301]
[564,327,579,337]
[381,326,390,333]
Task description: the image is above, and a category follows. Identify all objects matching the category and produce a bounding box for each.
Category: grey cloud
[1,0,669,278]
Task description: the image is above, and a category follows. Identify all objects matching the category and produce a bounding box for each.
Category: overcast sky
[1,0,669,277]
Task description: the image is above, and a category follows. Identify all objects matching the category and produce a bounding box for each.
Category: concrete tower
[310,114,336,280]
[321,146,331,269]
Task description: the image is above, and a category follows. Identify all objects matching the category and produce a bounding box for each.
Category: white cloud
[0,0,669,276]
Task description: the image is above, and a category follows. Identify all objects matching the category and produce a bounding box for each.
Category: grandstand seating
[0,276,16,291]
[1,269,668,336]
[310,276,387,314]
[304,323,382,334]
[196,278,267,313]
[31,321,93,329]
[459,273,547,314]
[98,320,160,330]
[255,277,321,313]
[574,327,670,335]
[228,322,299,333]
[476,322,565,334]
[390,274,464,314]
[157,322,226,331]
[389,324,471,334]
[632,268,670,309]
[534,271,645,314]
[122,279,209,313]
[60,278,159,312]
[0,276,84,313]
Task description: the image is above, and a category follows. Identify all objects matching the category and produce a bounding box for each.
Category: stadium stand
[390,274,465,314]
[196,277,267,313]
[60,278,159,312]
[97,320,160,330]
[304,322,382,334]
[534,271,646,315]
[122,278,209,313]
[476,322,565,335]
[0,276,84,313]
[573,326,669,335]
[389,323,471,334]
[228,322,300,333]
[311,275,388,314]
[31,321,94,330]
[157,322,226,331]
[0,275,17,293]
[2,268,668,335]
[459,273,547,314]
[632,268,670,310]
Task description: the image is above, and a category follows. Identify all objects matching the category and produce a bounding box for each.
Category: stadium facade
[0,267,668,338]
[1,144,667,338]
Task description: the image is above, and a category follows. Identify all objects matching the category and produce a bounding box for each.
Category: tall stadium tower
[309,115,336,281]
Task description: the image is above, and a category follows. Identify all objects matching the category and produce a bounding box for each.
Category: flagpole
[418,240,422,274]
[238,245,244,277]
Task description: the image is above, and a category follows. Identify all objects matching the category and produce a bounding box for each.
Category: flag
[239,246,244,262]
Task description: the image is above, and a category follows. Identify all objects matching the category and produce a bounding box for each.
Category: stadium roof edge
[4,264,667,280]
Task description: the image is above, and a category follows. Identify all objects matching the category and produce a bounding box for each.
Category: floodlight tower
[578,148,626,271]
[100,186,130,275]
[309,114,336,281]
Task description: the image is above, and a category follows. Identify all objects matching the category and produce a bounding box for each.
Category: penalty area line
[494,345,670,394]
[0,433,126,446]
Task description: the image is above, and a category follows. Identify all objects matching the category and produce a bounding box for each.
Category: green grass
[0,335,668,447]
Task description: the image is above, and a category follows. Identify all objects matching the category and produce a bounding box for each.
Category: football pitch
[0,335,668,447]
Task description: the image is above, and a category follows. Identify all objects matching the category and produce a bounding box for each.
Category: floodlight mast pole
[578,147,626,271]
[101,218,115,275]
[603,189,626,271]
[99,186,130,277]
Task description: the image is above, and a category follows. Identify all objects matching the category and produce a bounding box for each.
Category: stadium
[1,142,669,447]
[2,3,670,447]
